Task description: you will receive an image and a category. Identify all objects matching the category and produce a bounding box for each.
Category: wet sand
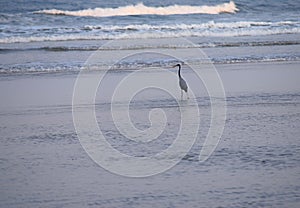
[0,61,300,207]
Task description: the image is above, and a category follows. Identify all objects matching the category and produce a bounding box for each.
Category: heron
[173,63,189,99]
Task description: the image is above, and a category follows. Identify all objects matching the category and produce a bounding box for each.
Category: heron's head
[172,63,181,68]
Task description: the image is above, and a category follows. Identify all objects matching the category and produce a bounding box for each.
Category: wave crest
[1,21,299,44]
[35,1,238,17]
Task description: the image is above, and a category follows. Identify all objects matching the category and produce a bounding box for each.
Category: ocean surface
[0,0,300,73]
[0,0,300,207]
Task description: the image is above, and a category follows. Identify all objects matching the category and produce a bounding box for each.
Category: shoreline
[1,59,300,76]
[0,60,299,109]
[1,33,299,76]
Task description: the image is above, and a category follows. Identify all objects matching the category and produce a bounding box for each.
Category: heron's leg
[181,90,183,100]
[186,91,189,99]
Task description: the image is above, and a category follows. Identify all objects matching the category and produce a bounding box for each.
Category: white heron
[173,63,189,99]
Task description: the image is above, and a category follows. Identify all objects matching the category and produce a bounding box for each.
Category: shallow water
[0,62,300,207]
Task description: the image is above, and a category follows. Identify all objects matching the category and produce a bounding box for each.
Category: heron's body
[178,70,188,93]
[175,64,189,99]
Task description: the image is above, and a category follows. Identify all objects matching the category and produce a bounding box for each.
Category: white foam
[1,21,299,43]
[35,1,238,17]
[84,21,299,31]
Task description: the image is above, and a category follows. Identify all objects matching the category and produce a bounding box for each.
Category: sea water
[0,0,300,73]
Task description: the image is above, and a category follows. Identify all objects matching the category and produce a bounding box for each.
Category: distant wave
[34,1,238,17]
[1,21,299,44]
[83,21,299,31]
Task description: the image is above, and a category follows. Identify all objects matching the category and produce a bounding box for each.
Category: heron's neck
[178,66,181,78]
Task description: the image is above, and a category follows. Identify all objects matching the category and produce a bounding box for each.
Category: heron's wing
[179,78,188,92]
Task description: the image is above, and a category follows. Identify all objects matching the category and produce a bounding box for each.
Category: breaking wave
[1,27,299,44]
[34,1,238,17]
